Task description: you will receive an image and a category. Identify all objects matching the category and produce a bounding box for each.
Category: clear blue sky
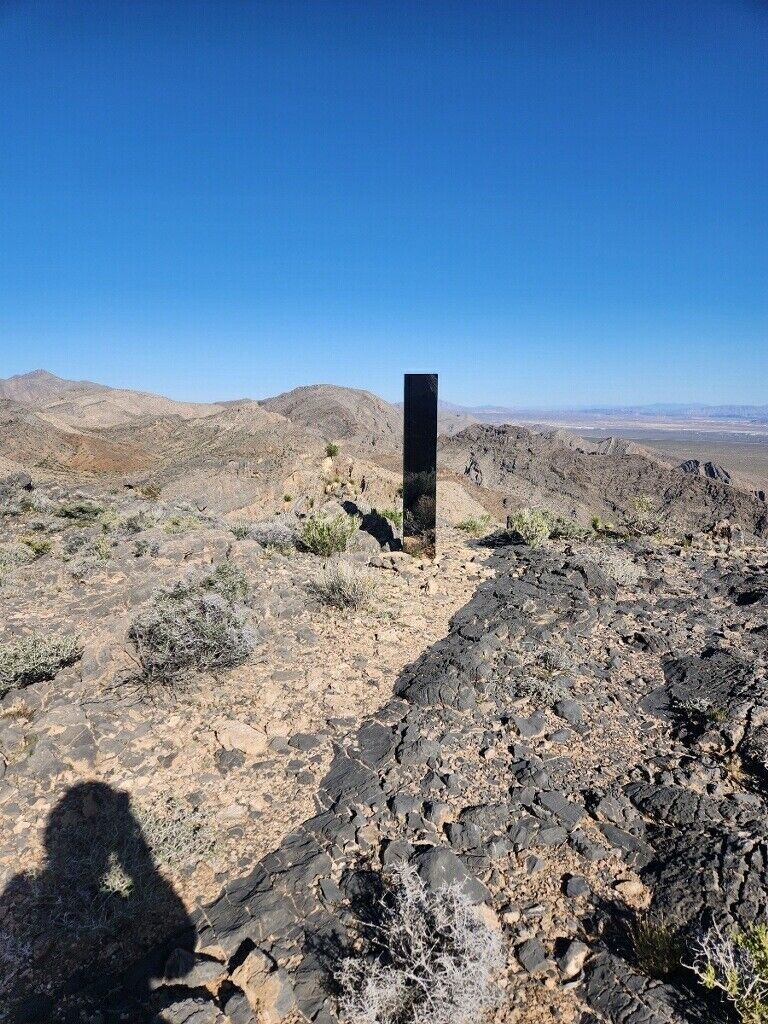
[1,0,767,407]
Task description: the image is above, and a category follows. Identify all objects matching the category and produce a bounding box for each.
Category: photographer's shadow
[0,781,194,1022]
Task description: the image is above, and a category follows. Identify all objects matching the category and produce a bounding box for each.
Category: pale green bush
[505,509,552,547]
[0,633,83,697]
[298,513,359,556]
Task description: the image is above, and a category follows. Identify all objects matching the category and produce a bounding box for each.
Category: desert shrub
[623,495,660,536]
[134,794,215,870]
[298,513,360,556]
[21,535,51,558]
[56,500,105,524]
[546,514,590,540]
[139,483,162,500]
[201,561,250,604]
[32,790,214,936]
[379,507,403,529]
[337,861,505,1024]
[690,920,768,1024]
[128,586,254,683]
[516,673,572,706]
[230,523,250,540]
[163,513,201,534]
[630,916,682,979]
[456,515,492,537]
[0,633,83,697]
[0,544,33,581]
[312,559,378,609]
[248,517,298,551]
[587,548,643,587]
[325,442,340,457]
[61,531,89,557]
[505,509,589,546]
[505,509,552,547]
[132,538,159,558]
[119,511,156,536]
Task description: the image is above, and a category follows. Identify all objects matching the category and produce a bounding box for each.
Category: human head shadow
[0,781,194,1023]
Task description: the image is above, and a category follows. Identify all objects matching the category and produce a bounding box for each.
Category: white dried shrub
[586,548,643,587]
[0,633,83,697]
[689,919,768,1024]
[313,559,378,609]
[128,586,254,683]
[248,518,298,550]
[337,862,505,1024]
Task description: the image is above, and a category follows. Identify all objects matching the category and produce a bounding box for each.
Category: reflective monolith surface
[403,372,438,557]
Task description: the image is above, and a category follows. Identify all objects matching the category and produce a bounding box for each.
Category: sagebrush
[247,517,297,550]
[456,515,492,537]
[587,548,643,587]
[313,559,378,609]
[505,509,552,547]
[337,862,505,1024]
[505,508,588,546]
[0,633,83,697]
[128,583,254,683]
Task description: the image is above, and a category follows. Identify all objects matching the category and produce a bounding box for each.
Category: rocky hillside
[0,370,223,429]
[440,423,768,538]
[261,384,403,450]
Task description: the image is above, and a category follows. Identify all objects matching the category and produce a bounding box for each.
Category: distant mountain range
[1,368,766,531]
[437,399,768,423]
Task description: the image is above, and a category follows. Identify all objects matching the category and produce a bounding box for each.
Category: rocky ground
[0,469,767,1024]
[0,473,492,1021]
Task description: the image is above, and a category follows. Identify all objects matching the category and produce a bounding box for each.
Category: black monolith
[403,373,438,557]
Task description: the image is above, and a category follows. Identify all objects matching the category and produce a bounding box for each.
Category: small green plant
[119,511,156,536]
[201,561,250,604]
[379,507,403,529]
[90,535,112,561]
[21,535,52,558]
[690,920,768,1023]
[325,442,340,458]
[546,514,590,540]
[164,514,201,535]
[0,633,83,697]
[624,495,660,536]
[630,916,682,979]
[230,524,250,540]
[456,514,492,538]
[298,513,360,556]
[505,509,552,547]
[56,500,105,524]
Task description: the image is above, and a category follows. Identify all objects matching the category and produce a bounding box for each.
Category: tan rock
[231,950,295,1021]
[215,720,269,758]
[476,902,502,931]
